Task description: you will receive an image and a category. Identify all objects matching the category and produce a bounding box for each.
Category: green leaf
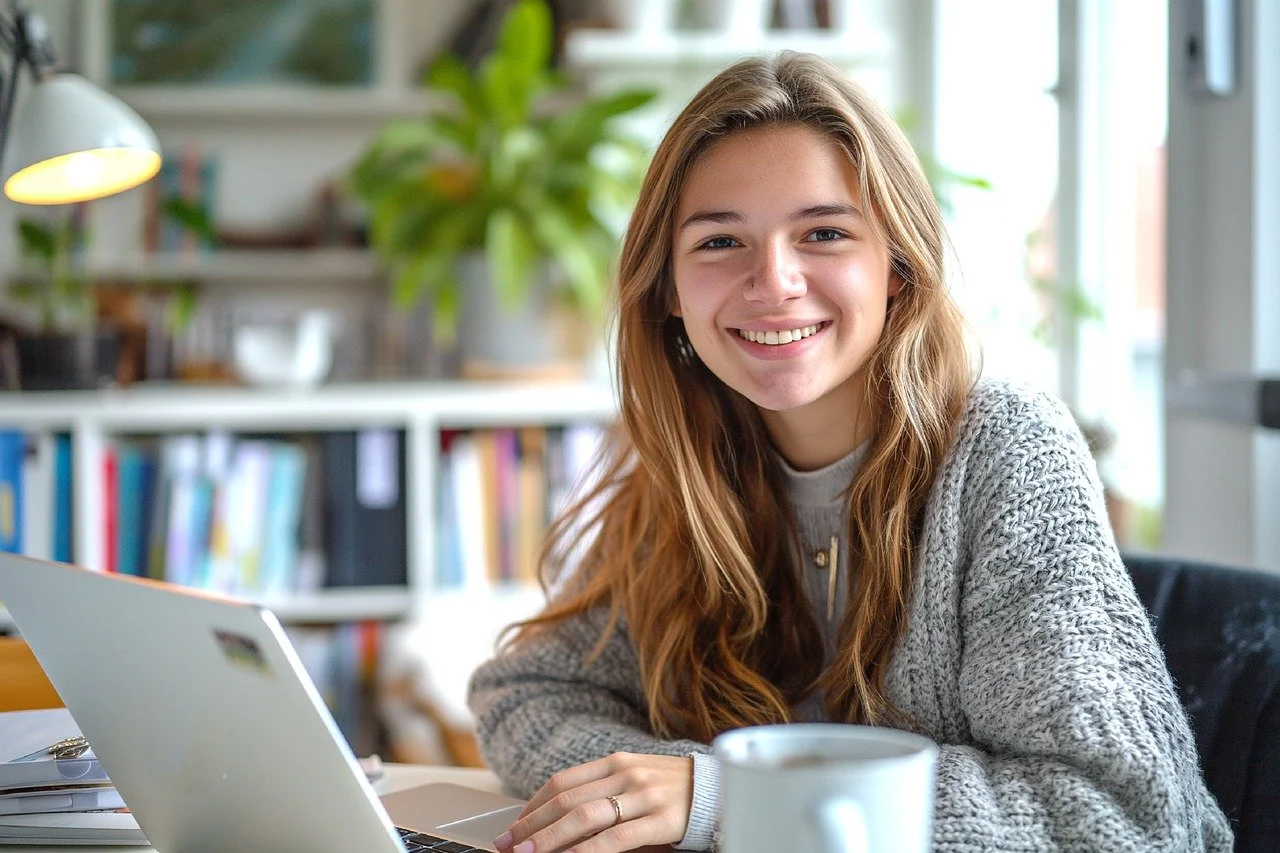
[17,219,57,263]
[349,145,431,202]
[426,53,481,115]
[368,118,438,153]
[528,203,605,313]
[391,203,488,337]
[161,197,218,245]
[497,0,552,89]
[485,208,536,308]
[481,57,522,132]
[546,88,655,160]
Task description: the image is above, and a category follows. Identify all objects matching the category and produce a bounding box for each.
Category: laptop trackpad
[437,804,525,843]
[381,783,525,848]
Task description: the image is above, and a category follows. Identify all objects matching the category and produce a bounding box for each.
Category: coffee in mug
[713,723,937,853]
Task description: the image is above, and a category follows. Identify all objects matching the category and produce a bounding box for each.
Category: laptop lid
[0,553,412,852]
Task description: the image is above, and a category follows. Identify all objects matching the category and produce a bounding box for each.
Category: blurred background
[1,0,1276,762]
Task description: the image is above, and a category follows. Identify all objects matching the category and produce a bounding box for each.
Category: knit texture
[467,379,1234,851]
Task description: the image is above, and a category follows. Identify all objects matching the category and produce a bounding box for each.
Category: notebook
[0,552,525,851]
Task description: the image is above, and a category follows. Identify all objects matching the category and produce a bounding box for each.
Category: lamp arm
[0,1,54,174]
[0,21,23,170]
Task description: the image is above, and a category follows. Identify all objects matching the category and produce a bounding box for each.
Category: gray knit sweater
[467,379,1233,851]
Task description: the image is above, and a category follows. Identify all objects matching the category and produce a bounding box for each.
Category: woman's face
[670,124,899,467]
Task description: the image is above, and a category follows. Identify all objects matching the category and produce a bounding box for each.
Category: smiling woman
[671,125,899,468]
[466,51,1232,853]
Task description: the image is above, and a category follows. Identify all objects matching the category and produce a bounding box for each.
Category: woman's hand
[493,752,692,853]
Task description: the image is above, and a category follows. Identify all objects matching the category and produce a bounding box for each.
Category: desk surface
[2,764,502,853]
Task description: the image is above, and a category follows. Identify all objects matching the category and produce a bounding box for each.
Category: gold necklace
[811,535,839,621]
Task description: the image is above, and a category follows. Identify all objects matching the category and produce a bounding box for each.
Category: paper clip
[11,736,91,762]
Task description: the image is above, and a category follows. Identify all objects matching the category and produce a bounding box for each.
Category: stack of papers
[0,709,146,846]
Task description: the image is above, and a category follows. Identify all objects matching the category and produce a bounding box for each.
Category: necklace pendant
[812,549,829,568]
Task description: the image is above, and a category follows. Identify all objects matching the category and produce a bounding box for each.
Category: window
[934,0,1168,548]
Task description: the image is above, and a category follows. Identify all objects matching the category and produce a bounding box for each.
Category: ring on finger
[606,794,623,826]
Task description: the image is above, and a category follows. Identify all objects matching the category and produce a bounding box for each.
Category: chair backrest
[0,635,64,711]
[1122,552,1280,853]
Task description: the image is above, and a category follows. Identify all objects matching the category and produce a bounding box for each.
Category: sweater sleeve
[933,387,1232,851]
[466,607,716,843]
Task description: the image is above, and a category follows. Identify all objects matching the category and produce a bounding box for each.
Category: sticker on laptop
[213,630,273,676]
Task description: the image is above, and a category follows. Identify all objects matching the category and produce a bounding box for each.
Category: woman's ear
[888,272,904,300]
[887,258,909,300]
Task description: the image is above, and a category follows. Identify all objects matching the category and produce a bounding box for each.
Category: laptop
[0,552,525,852]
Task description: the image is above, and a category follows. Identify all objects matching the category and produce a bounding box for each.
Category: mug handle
[814,797,868,853]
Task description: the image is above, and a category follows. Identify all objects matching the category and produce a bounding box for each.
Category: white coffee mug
[713,724,938,853]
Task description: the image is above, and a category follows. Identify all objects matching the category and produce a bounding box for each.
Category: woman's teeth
[737,323,821,345]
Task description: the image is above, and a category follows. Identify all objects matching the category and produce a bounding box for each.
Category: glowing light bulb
[62,150,107,190]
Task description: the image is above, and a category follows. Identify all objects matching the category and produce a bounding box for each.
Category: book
[258,442,307,595]
[0,430,24,554]
[0,783,125,816]
[448,432,490,590]
[101,444,118,573]
[0,710,109,792]
[51,435,73,564]
[20,433,55,561]
[113,443,155,577]
[0,810,145,845]
[322,430,407,587]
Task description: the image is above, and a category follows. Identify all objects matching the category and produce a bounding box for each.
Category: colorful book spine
[21,433,55,561]
[52,435,73,563]
[259,442,307,595]
[0,431,24,554]
[101,445,118,573]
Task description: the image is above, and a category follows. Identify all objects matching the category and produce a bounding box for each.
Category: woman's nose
[745,241,805,304]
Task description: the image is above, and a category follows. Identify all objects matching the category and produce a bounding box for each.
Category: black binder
[322,430,408,587]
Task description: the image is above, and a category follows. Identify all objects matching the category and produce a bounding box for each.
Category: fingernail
[513,841,534,853]
[494,831,512,849]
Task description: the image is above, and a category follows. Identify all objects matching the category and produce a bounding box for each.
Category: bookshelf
[0,379,617,629]
[84,249,380,286]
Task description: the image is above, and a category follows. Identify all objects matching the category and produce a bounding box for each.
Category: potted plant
[5,197,214,390]
[5,209,119,391]
[348,0,655,375]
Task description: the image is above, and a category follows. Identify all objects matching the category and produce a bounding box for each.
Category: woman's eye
[806,228,845,243]
[698,236,739,250]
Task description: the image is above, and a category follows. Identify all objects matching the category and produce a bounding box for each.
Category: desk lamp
[0,1,161,205]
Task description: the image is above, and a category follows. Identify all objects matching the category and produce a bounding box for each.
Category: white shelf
[2,250,381,286]
[254,587,413,622]
[95,249,380,284]
[0,380,618,432]
[1,588,412,632]
[565,27,892,70]
[113,87,438,122]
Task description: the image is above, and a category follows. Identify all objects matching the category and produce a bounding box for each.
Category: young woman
[467,52,1231,852]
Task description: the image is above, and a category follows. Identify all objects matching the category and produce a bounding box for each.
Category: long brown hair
[512,52,974,742]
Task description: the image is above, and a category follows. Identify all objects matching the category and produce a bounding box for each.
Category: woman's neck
[759,381,874,471]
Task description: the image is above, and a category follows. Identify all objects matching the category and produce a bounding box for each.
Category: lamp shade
[2,73,162,205]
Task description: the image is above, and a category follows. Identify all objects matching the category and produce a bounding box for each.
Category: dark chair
[1123,552,1280,852]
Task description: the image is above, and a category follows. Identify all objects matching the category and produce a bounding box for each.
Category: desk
[2,764,502,853]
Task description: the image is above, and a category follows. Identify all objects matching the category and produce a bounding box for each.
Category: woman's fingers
[496,753,692,853]
[518,754,618,819]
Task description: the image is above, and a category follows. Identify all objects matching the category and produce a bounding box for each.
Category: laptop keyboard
[397,826,490,852]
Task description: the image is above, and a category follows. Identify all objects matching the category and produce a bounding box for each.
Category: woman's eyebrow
[677,209,742,231]
[677,203,865,232]
[792,203,865,221]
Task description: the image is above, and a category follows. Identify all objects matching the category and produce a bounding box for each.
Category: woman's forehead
[674,125,867,218]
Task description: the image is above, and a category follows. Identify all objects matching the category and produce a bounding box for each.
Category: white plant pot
[455,255,593,380]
